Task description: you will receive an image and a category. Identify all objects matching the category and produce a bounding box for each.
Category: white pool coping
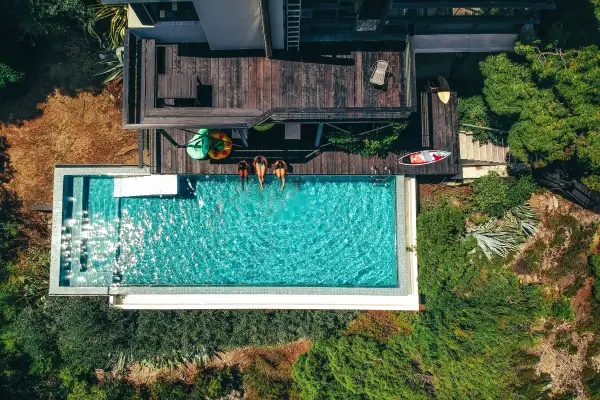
[50,167,419,310]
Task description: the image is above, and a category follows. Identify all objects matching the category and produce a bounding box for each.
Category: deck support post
[315,123,324,147]
[259,0,273,59]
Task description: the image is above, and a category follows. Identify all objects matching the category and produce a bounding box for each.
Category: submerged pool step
[69,177,89,273]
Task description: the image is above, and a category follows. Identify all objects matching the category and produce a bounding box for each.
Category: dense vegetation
[1,0,599,398]
[459,0,600,190]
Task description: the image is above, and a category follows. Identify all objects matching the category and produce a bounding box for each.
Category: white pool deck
[50,166,419,310]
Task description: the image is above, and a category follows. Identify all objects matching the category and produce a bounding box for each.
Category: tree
[477,44,600,189]
[2,0,95,38]
[294,335,432,400]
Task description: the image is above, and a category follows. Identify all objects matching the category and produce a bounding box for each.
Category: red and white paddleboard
[398,150,451,165]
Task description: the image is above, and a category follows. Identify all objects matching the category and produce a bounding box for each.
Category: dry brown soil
[122,339,312,388]
[1,88,137,209]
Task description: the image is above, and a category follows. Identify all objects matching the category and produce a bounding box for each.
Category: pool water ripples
[61,176,398,288]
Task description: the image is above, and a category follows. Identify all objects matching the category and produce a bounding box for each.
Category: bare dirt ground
[1,88,137,210]
[210,339,312,371]
[517,192,600,398]
[419,182,472,210]
[537,330,596,398]
[123,339,312,388]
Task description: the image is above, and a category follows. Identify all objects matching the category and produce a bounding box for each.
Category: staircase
[286,0,301,50]
[459,131,509,164]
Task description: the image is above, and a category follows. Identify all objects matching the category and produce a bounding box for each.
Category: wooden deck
[157,45,407,110]
[123,34,417,128]
[147,93,459,176]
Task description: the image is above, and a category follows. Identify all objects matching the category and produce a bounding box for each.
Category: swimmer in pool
[273,159,288,190]
[253,155,268,190]
[237,160,249,190]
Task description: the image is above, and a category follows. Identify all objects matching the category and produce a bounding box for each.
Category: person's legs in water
[275,168,285,190]
[238,170,245,191]
[258,165,266,190]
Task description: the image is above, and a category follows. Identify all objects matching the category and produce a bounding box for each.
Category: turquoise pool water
[60,175,399,288]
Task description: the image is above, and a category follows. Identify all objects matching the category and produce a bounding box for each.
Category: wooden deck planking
[248,58,257,110]
[391,52,401,107]
[262,58,272,111]
[271,58,280,109]
[256,57,264,111]
[154,45,407,115]
[292,58,303,109]
[154,133,457,176]
[210,58,218,107]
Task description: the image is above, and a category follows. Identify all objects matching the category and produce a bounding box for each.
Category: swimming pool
[59,175,401,289]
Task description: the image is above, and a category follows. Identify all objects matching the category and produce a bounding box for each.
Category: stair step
[466,137,475,160]
[69,177,85,273]
[459,132,467,159]
[473,139,481,160]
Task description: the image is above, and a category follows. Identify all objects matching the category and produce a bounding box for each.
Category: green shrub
[590,254,600,305]
[551,299,575,321]
[548,216,595,277]
[244,357,292,400]
[67,378,139,400]
[0,63,24,88]
[327,122,408,158]
[458,95,507,144]
[472,173,511,217]
[294,335,433,400]
[472,173,536,218]
[508,175,537,207]
[11,307,59,375]
[582,175,600,191]
[522,239,547,272]
[192,366,242,400]
[564,276,586,298]
[149,380,191,400]
[583,365,600,399]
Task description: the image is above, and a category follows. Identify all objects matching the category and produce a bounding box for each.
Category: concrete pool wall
[50,166,419,310]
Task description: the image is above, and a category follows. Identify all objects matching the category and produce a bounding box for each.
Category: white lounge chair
[369,60,389,87]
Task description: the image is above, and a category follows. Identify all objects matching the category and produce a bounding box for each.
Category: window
[146,2,199,22]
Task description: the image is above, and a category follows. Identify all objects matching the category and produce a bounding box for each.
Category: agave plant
[507,204,539,237]
[468,204,538,260]
[97,46,124,84]
[88,1,128,50]
[87,1,128,84]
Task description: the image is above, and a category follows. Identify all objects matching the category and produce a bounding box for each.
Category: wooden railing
[122,30,142,126]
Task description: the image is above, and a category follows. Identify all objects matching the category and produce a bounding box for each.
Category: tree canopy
[464,44,600,190]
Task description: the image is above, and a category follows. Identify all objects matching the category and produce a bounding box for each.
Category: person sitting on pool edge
[253,155,268,190]
[237,160,249,191]
[273,159,288,190]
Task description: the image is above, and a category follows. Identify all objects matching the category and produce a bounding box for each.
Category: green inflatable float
[186,129,210,160]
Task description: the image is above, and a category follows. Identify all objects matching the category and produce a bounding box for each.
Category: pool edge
[49,167,419,310]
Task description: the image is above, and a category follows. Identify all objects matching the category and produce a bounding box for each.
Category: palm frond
[468,204,538,260]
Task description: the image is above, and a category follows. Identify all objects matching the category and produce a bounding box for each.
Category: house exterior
[101,0,554,130]
[47,1,555,309]
[105,0,555,51]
